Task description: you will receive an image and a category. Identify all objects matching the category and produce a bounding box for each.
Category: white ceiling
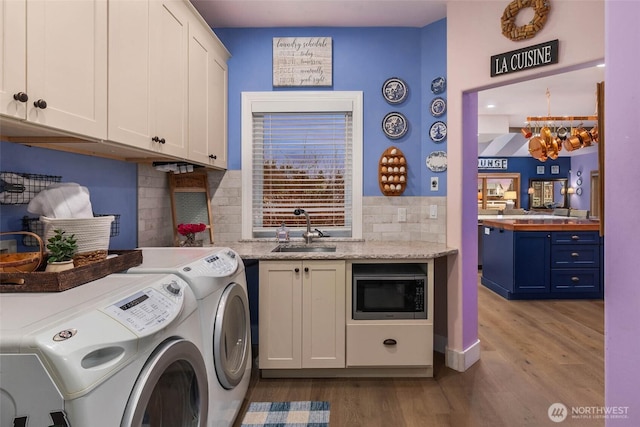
[189,0,604,157]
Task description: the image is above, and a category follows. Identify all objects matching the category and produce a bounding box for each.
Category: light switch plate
[397,208,407,222]
[430,177,439,191]
[430,205,438,219]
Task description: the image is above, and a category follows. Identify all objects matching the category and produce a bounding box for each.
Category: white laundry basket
[40,215,114,260]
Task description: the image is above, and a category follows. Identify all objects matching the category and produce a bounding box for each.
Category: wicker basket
[0,231,44,273]
[40,216,114,260]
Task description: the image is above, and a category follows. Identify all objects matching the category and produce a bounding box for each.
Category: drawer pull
[571,277,580,282]
[571,252,580,257]
[571,235,580,240]
[383,339,397,346]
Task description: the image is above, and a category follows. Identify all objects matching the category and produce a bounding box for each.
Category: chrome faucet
[293,208,324,243]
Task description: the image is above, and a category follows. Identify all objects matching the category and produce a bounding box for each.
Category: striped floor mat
[240,401,330,427]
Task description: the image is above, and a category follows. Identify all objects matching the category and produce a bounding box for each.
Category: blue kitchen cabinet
[481,226,603,300]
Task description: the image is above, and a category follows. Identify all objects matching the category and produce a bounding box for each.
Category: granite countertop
[215,239,458,261]
[481,218,600,231]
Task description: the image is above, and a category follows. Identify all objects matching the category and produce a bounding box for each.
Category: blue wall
[0,141,138,250]
[215,20,448,196]
[478,156,571,210]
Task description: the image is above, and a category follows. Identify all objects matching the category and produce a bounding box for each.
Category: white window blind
[251,111,353,234]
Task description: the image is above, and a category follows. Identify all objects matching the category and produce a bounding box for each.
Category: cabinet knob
[294,268,300,273]
[209,154,217,160]
[383,339,397,346]
[304,267,309,272]
[33,99,47,109]
[13,92,28,102]
[571,252,580,257]
[152,136,166,144]
[571,277,580,282]
[571,235,580,240]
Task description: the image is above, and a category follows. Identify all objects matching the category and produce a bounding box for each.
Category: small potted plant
[45,228,78,272]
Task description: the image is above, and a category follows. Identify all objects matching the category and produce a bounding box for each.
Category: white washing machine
[0,273,209,427]
[125,247,251,427]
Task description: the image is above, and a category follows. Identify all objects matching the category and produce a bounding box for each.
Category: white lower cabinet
[259,260,346,369]
[346,323,433,367]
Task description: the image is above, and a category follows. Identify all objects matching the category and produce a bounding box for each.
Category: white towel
[27,183,94,218]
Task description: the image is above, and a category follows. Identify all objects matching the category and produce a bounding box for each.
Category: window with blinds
[241,92,363,240]
[252,112,352,233]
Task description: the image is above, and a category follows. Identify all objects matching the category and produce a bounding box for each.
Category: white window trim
[241,91,363,240]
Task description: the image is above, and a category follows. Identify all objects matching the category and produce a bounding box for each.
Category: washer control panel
[102,277,185,335]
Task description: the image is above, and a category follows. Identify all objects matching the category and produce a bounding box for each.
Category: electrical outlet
[430,205,438,219]
[430,177,439,191]
[398,208,407,222]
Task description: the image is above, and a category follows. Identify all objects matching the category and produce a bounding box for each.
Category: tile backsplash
[138,167,446,246]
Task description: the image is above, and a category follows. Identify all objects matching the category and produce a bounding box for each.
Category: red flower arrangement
[177,223,207,236]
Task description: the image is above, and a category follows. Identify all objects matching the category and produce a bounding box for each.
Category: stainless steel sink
[271,245,336,253]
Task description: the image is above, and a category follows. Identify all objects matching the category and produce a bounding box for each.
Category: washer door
[121,339,208,427]
[214,282,250,390]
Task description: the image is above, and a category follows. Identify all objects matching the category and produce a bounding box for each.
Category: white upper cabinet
[0,0,107,139]
[109,0,229,167]
[187,17,229,169]
[109,0,188,158]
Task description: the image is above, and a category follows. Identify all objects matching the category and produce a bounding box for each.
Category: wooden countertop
[215,239,458,261]
[481,218,600,231]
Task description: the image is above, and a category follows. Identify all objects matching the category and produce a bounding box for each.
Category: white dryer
[125,247,251,427]
[0,273,209,427]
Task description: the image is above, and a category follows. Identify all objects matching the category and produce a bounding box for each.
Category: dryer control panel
[182,249,239,277]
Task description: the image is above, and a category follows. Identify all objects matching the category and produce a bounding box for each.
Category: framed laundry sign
[273,37,332,87]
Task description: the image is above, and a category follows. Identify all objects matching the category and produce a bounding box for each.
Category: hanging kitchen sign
[478,158,508,170]
[491,39,558,77]
[273,37,332,87]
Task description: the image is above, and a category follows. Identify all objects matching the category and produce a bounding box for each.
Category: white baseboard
[434,334,447,354]
[445,339,481,372]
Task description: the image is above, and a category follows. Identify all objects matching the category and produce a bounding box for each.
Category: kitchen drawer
[552,231,600,245]
[551,269,600,292]
[347,323,432,367]
[551,245,600,268]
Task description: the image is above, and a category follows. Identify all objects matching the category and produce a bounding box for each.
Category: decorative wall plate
[576,187,583,196]
[431,76,446,94]
[382,77,408,104]
[429,121,447,142]
[430,97,446,117]
[426,151,447,172]
[382,112,408,139]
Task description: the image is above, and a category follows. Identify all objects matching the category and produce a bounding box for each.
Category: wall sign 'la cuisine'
[491,39,559,77]
[273,37,332,87]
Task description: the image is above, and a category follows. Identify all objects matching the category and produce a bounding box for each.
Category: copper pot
[564,134,582,152]
[547,137,560,160]
[590,124,599,143]
[521,127,532,139]
[529,135,548,161]
[578,128,593,147]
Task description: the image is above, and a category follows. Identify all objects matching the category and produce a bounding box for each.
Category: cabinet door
[26,0,107,139]
[188,19,228,168]
[302,261,346,368]
[258,261,302,369]
[108,0,153,148]
[0,0,27,119]
[514,232,550,293]
[149,0,189,157]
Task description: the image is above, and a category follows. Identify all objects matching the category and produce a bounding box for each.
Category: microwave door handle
[383,338,397,346]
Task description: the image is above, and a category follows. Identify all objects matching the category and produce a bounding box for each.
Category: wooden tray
[0,250,142,293]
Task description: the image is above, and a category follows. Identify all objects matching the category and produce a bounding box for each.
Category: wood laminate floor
[233,277,604,427]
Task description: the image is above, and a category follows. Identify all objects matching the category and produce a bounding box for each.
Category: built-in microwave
[352,264,427,320]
